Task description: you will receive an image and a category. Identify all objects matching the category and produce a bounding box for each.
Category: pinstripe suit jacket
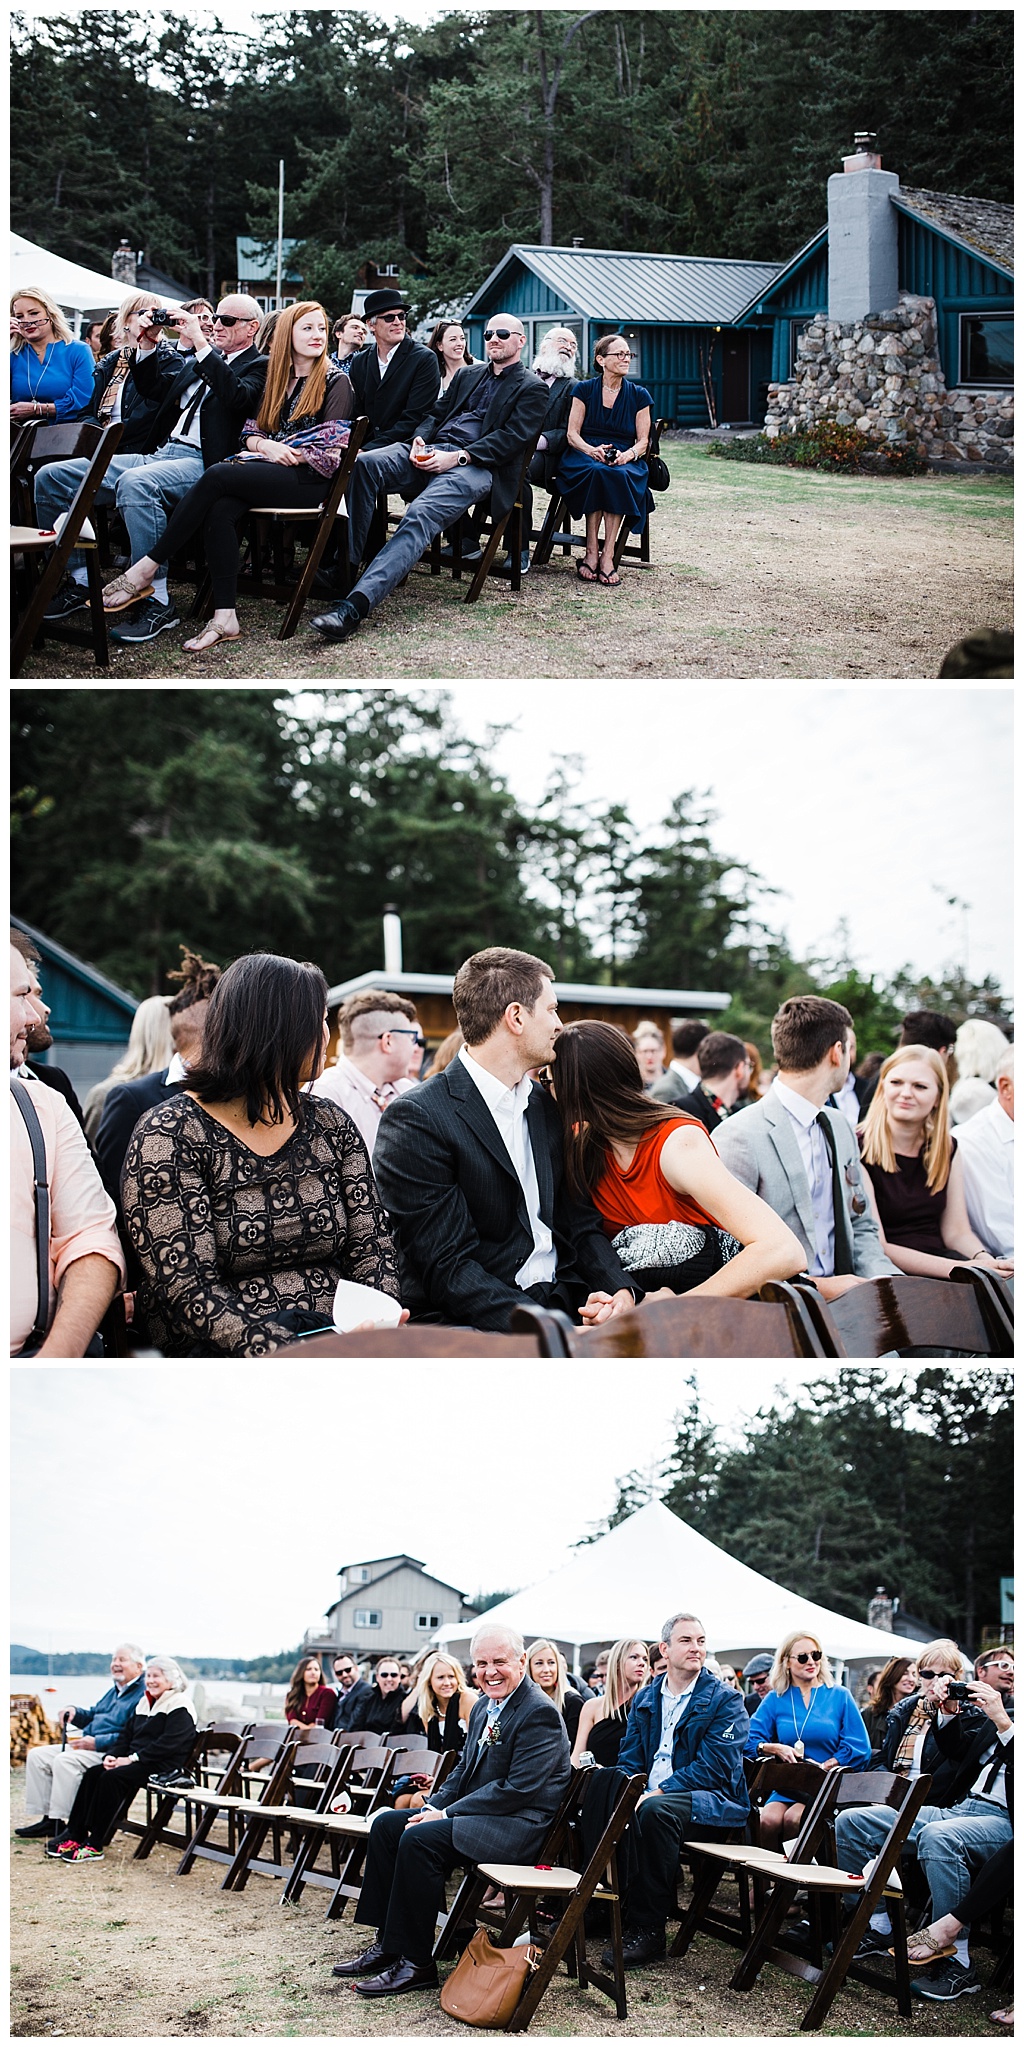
[425,1676,571,1859]
[372,1056,632,1330]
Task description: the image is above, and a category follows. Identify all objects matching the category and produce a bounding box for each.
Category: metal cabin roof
[327,969,730,1011]
[466,244,784,326]
[733,226,829,323]
[11,914,139,1016]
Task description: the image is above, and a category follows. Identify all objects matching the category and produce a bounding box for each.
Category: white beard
[533,350,577,379]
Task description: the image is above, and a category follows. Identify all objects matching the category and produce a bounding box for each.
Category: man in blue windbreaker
[613,1612,748,1966]
[16,1643,146,1842]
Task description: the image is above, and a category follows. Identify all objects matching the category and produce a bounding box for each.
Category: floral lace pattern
[122,1095,400,1356]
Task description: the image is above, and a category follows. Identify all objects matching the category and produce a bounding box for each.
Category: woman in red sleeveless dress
[549,1020,804,1298]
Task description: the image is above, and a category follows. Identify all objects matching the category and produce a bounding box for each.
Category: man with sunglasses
[346,290,440,451]
[310,313,549,644]
[312,989,422,1158]
[329,1655,375,1733]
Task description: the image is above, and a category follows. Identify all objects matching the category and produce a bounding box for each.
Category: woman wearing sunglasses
[875,1638,986,1801]
[747,1630,871,1849]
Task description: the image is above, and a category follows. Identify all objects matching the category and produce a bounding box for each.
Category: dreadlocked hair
[167,947,221,1014]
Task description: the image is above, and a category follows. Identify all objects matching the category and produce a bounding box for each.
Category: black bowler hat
[363,288,406,319]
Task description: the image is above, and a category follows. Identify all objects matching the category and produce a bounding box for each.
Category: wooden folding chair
[175,1728,296,1876]
[280,1744,396,1913]
[727,1769,934,2029]
[511,1282,829,1359]
[369,436,540,603]
[383,1730,429,1749]
[131,1723,251,1860]
[773,1270,1013,1359]
[11,421,124,674]
[221,1737,353,1891]
[274,1326,543,1358]
[434,1771,584,1961]
[670,1759,842,1961]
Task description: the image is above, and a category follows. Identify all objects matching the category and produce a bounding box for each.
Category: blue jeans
[348,443,492,613]
[834,1796,1012,1919]
[34,443,204,571]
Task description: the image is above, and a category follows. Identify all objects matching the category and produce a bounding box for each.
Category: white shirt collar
[772,1075,823,1129]
[459,1044,532,1115]
[165,1052,188,1084]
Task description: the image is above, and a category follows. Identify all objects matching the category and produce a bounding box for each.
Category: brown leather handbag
[439,1928,541,2027]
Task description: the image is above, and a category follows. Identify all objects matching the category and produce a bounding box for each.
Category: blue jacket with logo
[70,1675,147,1750]
[617,1667,749,1827]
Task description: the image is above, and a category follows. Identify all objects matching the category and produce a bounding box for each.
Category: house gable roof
[327,1558,467,1615]
[732,225,829,323]
[894,187,1013,277]
[465,244,783,327]
[11,914,139,1018]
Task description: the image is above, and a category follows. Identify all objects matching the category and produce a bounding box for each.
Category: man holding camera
[35,294,265,644]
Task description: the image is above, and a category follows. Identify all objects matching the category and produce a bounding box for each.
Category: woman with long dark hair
[549,1020,804,1298]
[121,952,401,1356]
[861,1655,919,1751]
[426,321,474,390]
[285,1656,335,1725]
[103,301,353,654]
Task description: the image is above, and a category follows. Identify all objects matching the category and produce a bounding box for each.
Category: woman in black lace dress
[121,953,402,1356]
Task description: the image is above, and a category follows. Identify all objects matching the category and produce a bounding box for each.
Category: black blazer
[670,1084,723,1135]
[415,362,550,524]
[923,1702,1014,1813]
[328,1679,374,1732]
[880,1695,990,1806]
[534,375,576,486]
[348,336,440,449]
[372,1054,633,1331]
[132,344,268,466]
[79,343,177,450]
[95,1069,185,1214]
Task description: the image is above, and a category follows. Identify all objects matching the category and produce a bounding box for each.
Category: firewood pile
[10,1694,63,1766]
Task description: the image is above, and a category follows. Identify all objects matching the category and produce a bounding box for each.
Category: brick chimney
[827,131,899,323]
[111,239,138,287]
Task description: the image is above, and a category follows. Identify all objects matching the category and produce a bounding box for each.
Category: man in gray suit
[714,996,896,1300]
[333,1623,571,1998]
[651,1020,710,1104]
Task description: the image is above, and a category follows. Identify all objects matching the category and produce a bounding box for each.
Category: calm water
[10,1674,286,1721]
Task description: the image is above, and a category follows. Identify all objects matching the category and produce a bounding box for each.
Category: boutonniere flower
[481,1720,502,1747]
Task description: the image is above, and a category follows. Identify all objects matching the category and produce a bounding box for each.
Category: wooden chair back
[274,1325,542,1357]
[384,1729,428,1749]
[789,1272,1008,1358]
[221,1737,352,1892]
[513,1286,828,1359]
[433,1770,585,1962]
[11,420,124,674]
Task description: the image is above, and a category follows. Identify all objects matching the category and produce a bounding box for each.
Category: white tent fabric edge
[11,232,179,325]
[434,1500,909,1672]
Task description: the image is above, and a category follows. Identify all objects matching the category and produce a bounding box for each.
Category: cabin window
[415,1613,443,1631]
[348,1566,370,1585]
[960,314,1013,386]
[353,1608,382,1629]
[532,318,583,362]
[790,319,813,374]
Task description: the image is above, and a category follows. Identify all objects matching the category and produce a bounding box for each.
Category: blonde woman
[105,301,353,654]
[746,1629,870,1848]
[527,1640,583,1742]
[392,1652,479,1809]
[858,1045,1012,1277]
[571,1639,650,1766]
[82,995,173,1143]
[11,286,94,421]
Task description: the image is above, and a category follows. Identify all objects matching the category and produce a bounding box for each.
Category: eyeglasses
[750,1673,770,1684]
[334,1668,355,1679]
[378,1028,425,1047]
[484,327,520,341]
[213,314,254,328]
[536,1067,554,1091]
[981,1659,1014,1671]
[603,349,634,360]
[794,1650,823,1665]
[916,1669,954,1683]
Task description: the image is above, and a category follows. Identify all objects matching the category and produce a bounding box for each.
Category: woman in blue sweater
[10,287,94,423]
[747,1628,871,1848]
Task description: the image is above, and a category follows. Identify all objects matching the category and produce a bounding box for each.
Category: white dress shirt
[458,1046,556,1288]
[311,1054,414,1157]
[648,1675,700,1792]
[771,1077,835,1276]
[833,1070,861,1129]
[375,339,403,380]
[952,1098,1014,1256]
[669,1061,699,1094]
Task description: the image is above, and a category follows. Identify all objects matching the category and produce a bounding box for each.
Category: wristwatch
[456,451,470,466]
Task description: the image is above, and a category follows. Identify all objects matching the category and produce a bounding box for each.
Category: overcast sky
[15,1361,859,1659]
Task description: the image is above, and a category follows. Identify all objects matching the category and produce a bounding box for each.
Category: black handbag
[646,453,670,491]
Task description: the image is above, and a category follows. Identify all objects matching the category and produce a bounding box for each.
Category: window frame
[958,311,1013,389]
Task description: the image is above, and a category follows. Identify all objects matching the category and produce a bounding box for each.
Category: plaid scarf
[893,1698,932,1775]
[97,349,134,423]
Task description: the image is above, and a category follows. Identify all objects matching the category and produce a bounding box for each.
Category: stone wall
[765,294,1013,470]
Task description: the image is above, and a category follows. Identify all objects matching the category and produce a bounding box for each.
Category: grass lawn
[16,445,1012,683]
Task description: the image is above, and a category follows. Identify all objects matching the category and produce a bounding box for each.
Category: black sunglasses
[794,1650,823,1665]
[484,326,521,341]
[378,1028,425,1047]
[916,1669,953,1683]
[376,311,407,322]
[213,314,254,327]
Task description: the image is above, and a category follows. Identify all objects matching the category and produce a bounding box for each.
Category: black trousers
[518,451,548,549]
[152,459,326,607]
[625,1792,733,1928]
[354,1808,463,1963]
[66,1761,146,1847]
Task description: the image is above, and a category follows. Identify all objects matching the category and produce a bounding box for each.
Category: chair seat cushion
[476,1863,581,1892]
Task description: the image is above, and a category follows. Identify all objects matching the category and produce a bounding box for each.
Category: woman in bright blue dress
[746,1628,872,1849]
[10,287,95,424]
[555,333,653,585]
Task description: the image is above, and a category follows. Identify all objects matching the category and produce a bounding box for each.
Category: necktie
[981,1742,1007,1794]
[176,379,206,439]
[815,1111,854,1274]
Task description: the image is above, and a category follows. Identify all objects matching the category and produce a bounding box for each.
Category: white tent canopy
[11,233,174,316]
[435,1500,908,1672]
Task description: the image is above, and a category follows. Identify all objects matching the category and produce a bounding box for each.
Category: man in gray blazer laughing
[714,996,896,1299]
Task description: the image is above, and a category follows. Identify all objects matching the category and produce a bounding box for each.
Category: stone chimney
[111,239,138,287]
[827,131,899,323]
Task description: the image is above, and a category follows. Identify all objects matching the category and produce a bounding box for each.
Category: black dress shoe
[332,1938,396,1978]
[438,545,483,565]
[310,599,363,642]
[601,1926,666,1968]
[354,1957,439,1997]
[15,1818,56,1839]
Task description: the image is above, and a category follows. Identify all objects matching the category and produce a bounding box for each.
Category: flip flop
[597,568,621,587]
[183,623,241,655]
[893,1930,957,1965]
[102,573,155,612]
[576,561,599,583]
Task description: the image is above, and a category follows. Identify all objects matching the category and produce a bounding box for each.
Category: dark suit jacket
[132,344,268,466]
[348,336,440,450]
[927,1701,1014,1813]
[426,1676,571,1859]
[372,1055,633,1331]
[95,1069,185,1213]
[415,362,550,524]
[25,1061,88,1132]
[79,343,178,450]
[534,375,577,486]
[328,1679,374,1732]
[670,1083,723,1135]
[650,1066,700,1106]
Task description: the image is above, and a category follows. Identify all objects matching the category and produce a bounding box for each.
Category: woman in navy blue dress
[555,334,653,585]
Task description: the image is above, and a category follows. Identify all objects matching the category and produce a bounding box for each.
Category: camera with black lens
[946,1681,972,1701]
[603,446,618,465]
[148,309,178,328]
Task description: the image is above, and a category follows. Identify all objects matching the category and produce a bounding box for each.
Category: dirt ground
[10,1773,1009,2039]
[16,447,1012,683]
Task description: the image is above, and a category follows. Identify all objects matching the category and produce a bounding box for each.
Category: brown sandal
[183,623,241,655]
[102,572,155,612]
[895,1930,957,1965]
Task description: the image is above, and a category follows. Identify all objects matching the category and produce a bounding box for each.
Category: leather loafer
[332,1938,396,1978]
[601,1926,666,1968]
[15,1818,57,1839]
[354,1957,439,1997]
[310,600,362,642]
